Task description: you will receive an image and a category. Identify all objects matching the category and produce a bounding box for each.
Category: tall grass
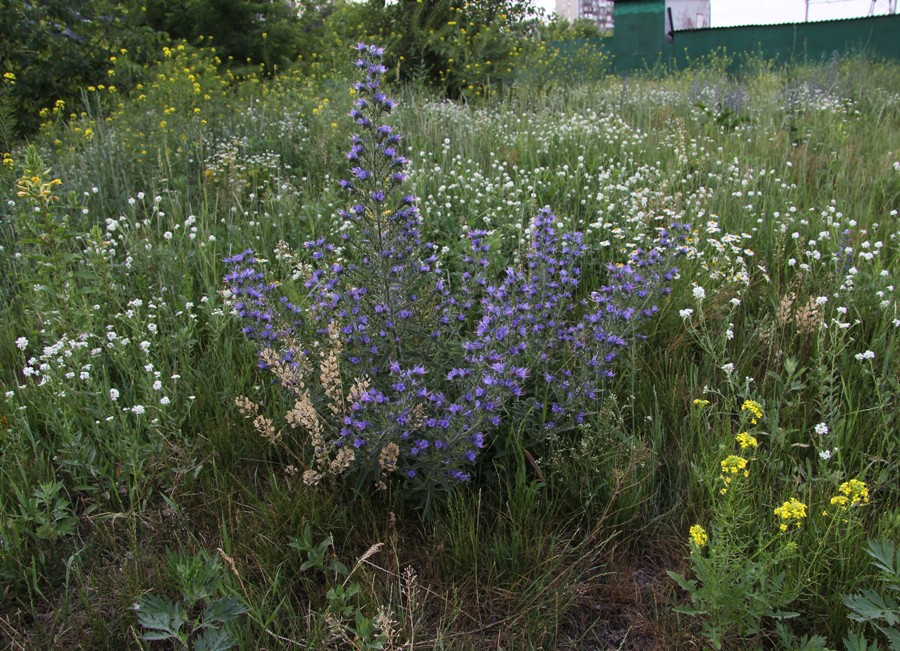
[0,48,897,649]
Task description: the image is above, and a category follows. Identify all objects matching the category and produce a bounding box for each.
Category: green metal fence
[549,2,900,76]
[668,14,900,70]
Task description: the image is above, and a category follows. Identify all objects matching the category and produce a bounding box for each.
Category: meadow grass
[0,49,898,649]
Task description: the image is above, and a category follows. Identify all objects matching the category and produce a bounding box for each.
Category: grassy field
[0,47,898,650]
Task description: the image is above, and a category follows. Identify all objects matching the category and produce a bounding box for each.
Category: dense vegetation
[1,4,898,649]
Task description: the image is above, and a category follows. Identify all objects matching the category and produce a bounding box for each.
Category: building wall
[667,0,711,31]
[556,0,614,31]
[555,0,579,22]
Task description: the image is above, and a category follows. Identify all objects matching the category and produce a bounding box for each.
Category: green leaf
[795,634,832,651]
[194,627,236,651]
[844,630,880,651]
[865,539,900,579]
[135,595,186,639]
[202,597,247,626]
[844,590,899,624]
[666,570,697,593]
[883,627,900,650]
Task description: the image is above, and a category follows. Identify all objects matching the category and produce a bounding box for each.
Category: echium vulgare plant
[224,43,687,499]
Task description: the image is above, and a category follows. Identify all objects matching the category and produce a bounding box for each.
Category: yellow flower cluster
[720,454,749,493]
[689,524,708,547]
[692,398,711,408]
[16,172,62,205]
[741,399,763,425]
[721,455,748,475]
[830,479,869,510]
[735,432,758,449]
[774,498,807,531]
[1,152,12,169]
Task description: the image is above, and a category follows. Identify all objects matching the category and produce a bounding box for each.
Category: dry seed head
[285,392,322,436]
[234,395,258,417]
[302,469,321,486]
[260,347,305,394]
[402,565,419,613]
[795,296,822,335]
[777,292,796,325]
[347,375,371,405]
[379,442,400,473]
[285,392,330,469]
[374,606,398,646]
[253,414,280,444]
[329,446,355,475]
[408,403,425,431]
[320,347,344,417]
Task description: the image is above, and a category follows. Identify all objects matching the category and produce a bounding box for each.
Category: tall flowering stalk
[307,43,438,373]
[224,44,684,501]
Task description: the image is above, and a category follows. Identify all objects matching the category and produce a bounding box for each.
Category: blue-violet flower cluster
[224,44,686,498]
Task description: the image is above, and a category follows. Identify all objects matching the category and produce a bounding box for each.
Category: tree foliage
[139,0,305,72]
[0,0,163,135]
[356,0,542,97]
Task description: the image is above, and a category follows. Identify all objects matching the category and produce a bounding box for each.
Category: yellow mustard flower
[719,454,749,493]
[774,498,807,531]
[830,479,869,510]
[741,399,763,425]
[721,454,748,476]
[693,398,711,408]
[735,432,758,449]
[689,525,708,547]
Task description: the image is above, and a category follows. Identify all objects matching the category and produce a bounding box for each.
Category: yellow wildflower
[721,454,748,476]
[735,432,758,449]
[693,398,711,408]
[741,399,763,424]
[719,454,749,492]
[774,498,807,531]
[830,479,869,511]
[689,525,708,547]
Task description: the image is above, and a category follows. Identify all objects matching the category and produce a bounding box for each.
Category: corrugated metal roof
[678,12,897,31]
